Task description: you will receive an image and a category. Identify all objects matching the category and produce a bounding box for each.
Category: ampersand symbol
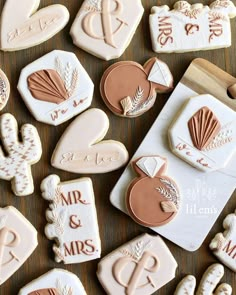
[69,215,82,229]
[82,0,128,48]
[185,24,199,36]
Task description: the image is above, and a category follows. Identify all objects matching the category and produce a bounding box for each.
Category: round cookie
[126,156,180,227]
[0,69,10,111]
[100,57,173,118]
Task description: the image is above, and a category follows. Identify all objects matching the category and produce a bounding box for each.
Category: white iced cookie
[18,268,87,295]
[70,0,144,60]
[149,0,236,53]
[51,108,129,173]
[0,69,10,111]
[97,234,177,295]
[0,113,42,196]
[168,94,236,172]
[41,175,101,264]
[174,264,232,295]
[0,206,38,286]
[18,50,94,126]
[210,210,236,272]
[0,0,70,51]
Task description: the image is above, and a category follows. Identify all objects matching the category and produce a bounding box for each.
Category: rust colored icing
[188,106,221,150]
[126,156,180,227]
[100,58,173,118]
[27,69,69,104]
[28,289,59,295]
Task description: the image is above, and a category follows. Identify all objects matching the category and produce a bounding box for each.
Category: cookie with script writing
[149,0,236,53]
[169,94,236,172]
[100,58,173,118]
[18,50,94,126]
[97,234,177,295]
[70,0,144,60]
[174,263,232,295]
[0,0,69,51]
[210,210,236,272]
[51,108,129,173]
[0,113,42,196]
[41,175,101,264]
[0,69,10,111]
[0,206,38,286]
[126,156,180,227]
[18,268,87,295]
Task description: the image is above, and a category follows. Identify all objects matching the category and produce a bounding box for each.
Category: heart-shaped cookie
[0,0,70,51]
[51,108,129,173]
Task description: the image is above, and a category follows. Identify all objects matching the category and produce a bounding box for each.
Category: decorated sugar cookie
[0,206,38,286]
[51,108,129,173]
[100,58,173,117]
[0,113,42,196]
[18,50,94,126]
[0,0,70,51]
[210,210,236,272]
[174,264,232,295]
[18,268,87,295]
[149,0,236,53]
[97,234,177,295]
[41,175,101,264]
[70,0,144,60]
[169,94,236,172]
[126,156,180,227]
[0,69,10,111]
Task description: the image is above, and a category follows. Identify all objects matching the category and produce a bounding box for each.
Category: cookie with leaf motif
[18,50,94,126]
[18,268,87,295]
[100,57,173,117]
[126,156,180,227]
[0,69,10,111]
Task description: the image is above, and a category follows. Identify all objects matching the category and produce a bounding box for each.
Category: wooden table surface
[0,0,236,294]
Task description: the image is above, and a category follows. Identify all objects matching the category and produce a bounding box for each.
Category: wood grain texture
[0,0,235,294]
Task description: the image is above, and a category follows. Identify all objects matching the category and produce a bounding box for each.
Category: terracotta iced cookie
[174,264,232,295]
[18,268,87,295]
[0,113,42,196]
[210,210,236,272]
[70,0,144,60]
[97,234,177,295]
[0,206,38,286]
[169,94,236,172]
[0,69,10,111]
[150,0,236,53]
[41,175,101,264]
[51,108,129,173]
[100,58,173,118]
[0,0,70,51]
[126,156,180,227]
[18,50,94,126]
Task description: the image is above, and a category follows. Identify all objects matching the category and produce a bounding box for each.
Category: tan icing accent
[113,251,159,295]
[126,156,180,227]
[27,69,69,104]
[185,23,200,35]
[82,0,127,48]
[51,108,129,174]
[100,58,173,117]
[188,107,221,151]
[28,289,59,295]
[0,227,20,267]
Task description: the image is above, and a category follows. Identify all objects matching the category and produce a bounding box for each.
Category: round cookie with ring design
[0,68,10,111]
[126,156,180,227]
[100,57,173,118]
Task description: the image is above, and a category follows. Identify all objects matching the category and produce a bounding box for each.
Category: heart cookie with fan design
[0,0,70,51]
[51,108,129,173]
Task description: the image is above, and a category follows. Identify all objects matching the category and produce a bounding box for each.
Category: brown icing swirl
[27,69,69,104]
[28,288,59,295]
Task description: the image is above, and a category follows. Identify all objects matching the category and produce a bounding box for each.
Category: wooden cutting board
[111,58,236,252]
